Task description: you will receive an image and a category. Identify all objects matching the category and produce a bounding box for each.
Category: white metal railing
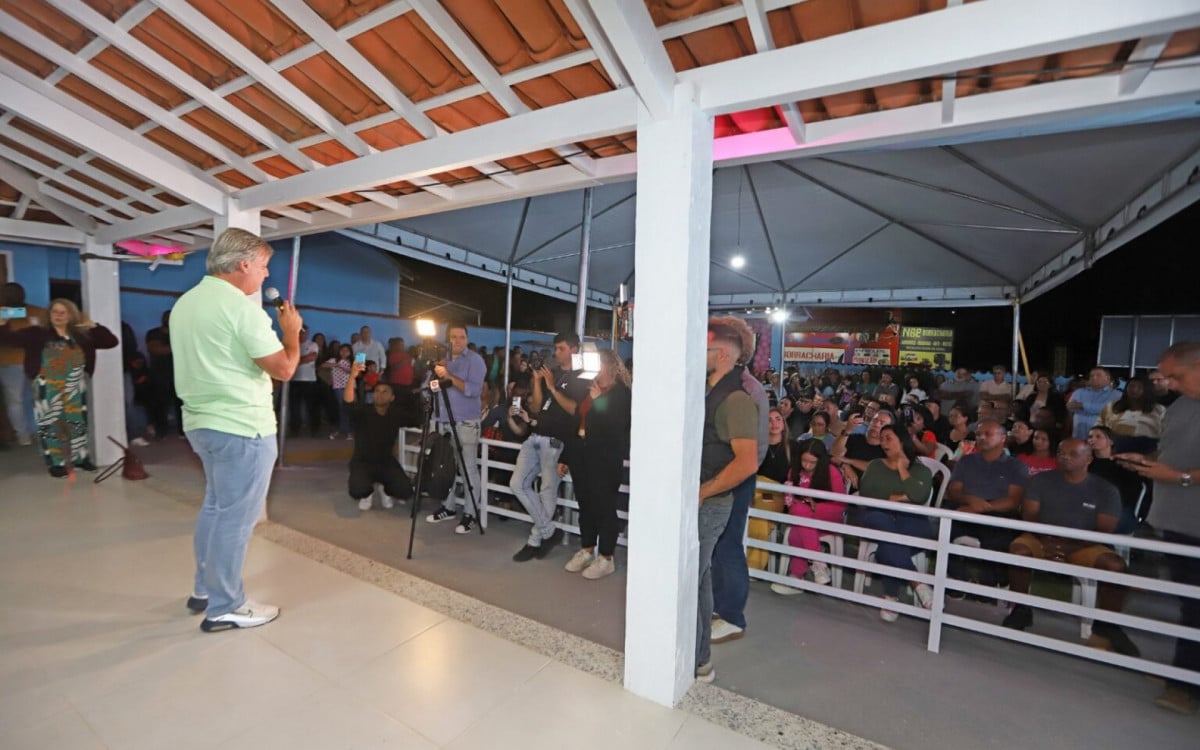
[396,428,1200,686]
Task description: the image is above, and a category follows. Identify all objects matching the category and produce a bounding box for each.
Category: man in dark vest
[695,318,759,684]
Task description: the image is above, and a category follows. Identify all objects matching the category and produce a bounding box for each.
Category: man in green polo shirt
[172,228,301,632]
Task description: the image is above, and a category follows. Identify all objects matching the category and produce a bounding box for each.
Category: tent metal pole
[503,271,513,388]
[575,187,594,339]
[1011,300,1021,401]
[278,235,301,468]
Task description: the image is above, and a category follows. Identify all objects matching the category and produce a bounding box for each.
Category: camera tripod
[406,377,485,559]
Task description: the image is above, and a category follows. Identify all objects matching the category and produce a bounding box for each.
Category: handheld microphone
[263,286,286,309]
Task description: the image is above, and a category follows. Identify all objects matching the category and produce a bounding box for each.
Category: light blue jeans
[0,364,33,441]
[187,428,277,617]
[509,433,564,545]
[696,501,733,668]
[438,420,481,516]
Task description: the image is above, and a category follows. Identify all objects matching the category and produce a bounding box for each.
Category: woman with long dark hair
[562,350,632,580]
[857,424,935,622]
[1099,376,1165,454]
[770,438,847,595]
[1018,428,1058,476]
[1021,373,1067,436]
[0,298,118,476]
[758,407,791,482]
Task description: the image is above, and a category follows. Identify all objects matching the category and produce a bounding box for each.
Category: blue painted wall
[2,236,632,361]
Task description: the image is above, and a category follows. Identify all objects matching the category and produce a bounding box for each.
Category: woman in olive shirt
[858,424,935,622]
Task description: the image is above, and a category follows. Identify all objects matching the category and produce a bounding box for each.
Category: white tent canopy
[344,116,1200,310]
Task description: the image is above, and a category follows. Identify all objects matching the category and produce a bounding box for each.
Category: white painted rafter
[688,0,1200,114]
[586,0,677,120]
[0,70,227,214]
[0,158,96,231]
[150,0,373,157]
[44,0,317,172]
[0,143,145,220]
[563,0,631,88]
[0,217,87,245]
[95,205,214,244]
[742,0,805,143]
[1119,33,1172,95]
[0,8,273,184]
[12,194,31,220]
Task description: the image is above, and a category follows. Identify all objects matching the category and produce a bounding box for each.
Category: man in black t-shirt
[832,410,893,490]
[509,332,590,562]
[345,360,415,511]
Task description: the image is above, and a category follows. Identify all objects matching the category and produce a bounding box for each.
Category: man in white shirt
[352,325,386,371]
[288,326,321,436]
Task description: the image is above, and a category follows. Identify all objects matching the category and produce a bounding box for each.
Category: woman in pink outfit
[773,438,847,592]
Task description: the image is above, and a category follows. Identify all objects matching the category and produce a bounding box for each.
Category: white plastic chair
[934,442,954,464]
[853,456,950,595]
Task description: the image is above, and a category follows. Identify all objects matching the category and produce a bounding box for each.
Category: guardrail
[397,428,1200,685]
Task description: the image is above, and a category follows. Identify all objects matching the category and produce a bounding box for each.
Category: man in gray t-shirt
[1002,439,1137,657]
[1117,342,1200,713]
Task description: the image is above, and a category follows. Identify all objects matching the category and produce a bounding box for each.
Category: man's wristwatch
[1182,472,1194,488]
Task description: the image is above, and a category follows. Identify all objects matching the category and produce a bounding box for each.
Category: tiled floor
[0,455,858,750]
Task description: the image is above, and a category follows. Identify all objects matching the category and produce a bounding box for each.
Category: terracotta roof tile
[144,126,220,170]
[305,0,394,31]
[57,74,148,129]
[0,134,59,170]
[191,0,307,63]
[1165,28,1200,58]
[89,46,190,110]
[255,155,305,179]
[646,0,739,26]
[0,33,58,78]
[441,0,586,73]
[513,62,614,108]
[26,208,67,224]
[350,14,474,100]
[0,0,94,54]
[0,180,19,202]
[88,157,153,192]
[65,169,126,200]
[182,107,266,157]
[301,139,359,165]
[227,84,323,141]
[83,0,140,23]
[358,120,425,151]
[130,10,244,89]
[214,168,254,188]
[279,51,388,125]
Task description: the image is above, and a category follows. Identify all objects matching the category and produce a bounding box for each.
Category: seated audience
[1002,439,1139,657]
[902,403,938,458]
[1021,373,1067,434]
[857,425,935,621]
[945,405,975,455]
[770,439,846,595]
[758,407,792,482]
[901,375,927,405]
[924,399,951,446]
[940,367,981,414]
[797,410,835,451]
[1008,419,1034,455]
[980,365,1014,421]
[832,410,894,491]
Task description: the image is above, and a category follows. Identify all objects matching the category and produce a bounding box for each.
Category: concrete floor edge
[142,476,883,750]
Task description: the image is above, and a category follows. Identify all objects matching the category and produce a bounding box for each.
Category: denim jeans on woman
[187,428,277,617]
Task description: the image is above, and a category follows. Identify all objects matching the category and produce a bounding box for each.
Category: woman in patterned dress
[0,299,118,476]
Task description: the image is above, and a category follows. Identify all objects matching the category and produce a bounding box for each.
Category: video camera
[418,340,447,369]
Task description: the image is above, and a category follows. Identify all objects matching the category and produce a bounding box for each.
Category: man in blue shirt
[1068,367,1121,440]
[425,324,487,534]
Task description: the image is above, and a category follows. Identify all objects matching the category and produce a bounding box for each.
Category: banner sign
[899,326,954,368]
[852,347,893,365]
[784,346,847,363]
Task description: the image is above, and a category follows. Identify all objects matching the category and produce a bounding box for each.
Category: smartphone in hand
[354,352,366,365]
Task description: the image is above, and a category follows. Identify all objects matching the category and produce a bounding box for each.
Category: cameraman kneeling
[345,360,414,511]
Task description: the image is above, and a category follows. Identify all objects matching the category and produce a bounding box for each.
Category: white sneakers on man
[564,548,596,573]
[581,556,615,580]
[200,601,280,632]
[359,496,372,511]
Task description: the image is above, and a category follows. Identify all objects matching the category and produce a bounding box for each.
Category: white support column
[80,238,125,465]
[213,199,261,238]
[623,83,713,706]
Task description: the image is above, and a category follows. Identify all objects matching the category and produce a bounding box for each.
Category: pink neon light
[115,239,187,257]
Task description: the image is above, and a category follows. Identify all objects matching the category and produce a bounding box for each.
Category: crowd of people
[4,242,1197,710]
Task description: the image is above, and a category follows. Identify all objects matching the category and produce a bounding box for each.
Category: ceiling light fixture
[731,255,746,269]
[770,308,789,323]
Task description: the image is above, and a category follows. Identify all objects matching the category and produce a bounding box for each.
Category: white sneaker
[770,582,803,596]
[880,596,899,623]
[582,556,615,580]
[695,661,716,683]
[380,494,394,509]
[913,583,934,609]
[201,600,280,632]
[565,548,596,573]
[711,618,744,644]
[130,437,150,447]
[358,496,372,511]
[811,561,832,585]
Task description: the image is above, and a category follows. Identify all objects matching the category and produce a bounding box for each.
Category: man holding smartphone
[1117,341,1200,714]
[508,332,587,562]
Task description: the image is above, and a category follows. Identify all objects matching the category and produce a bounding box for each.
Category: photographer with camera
[424,324,487,534]
[344,359,415,511]
[508,333,589,562]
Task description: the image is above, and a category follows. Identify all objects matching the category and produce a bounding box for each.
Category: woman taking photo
[0,299,118,476]
[857,425,935,622]
[562,350,632,580]
[770,439,847,594]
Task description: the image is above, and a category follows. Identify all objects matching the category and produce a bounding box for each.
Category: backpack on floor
[420,432,457,498]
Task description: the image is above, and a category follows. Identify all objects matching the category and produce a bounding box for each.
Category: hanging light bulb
[730,255,746,269]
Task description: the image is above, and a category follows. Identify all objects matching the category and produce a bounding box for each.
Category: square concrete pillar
[80,239,125,465]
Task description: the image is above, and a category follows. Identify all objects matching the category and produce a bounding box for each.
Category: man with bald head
[1118,341,1200,713]
[1002,439,1137,656]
